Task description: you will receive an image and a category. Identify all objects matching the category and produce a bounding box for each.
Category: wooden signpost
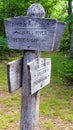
[4,16,57,51]
[7,58,23,92]
[28,58,51,95]
[53,21,66,51]
[4,3,66,130]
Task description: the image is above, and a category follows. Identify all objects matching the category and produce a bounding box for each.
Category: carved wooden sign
[4,16,57,51]
[53,21,66,51]
[7,58,23,93]
[28,58,51,94]
[4,3,66,130]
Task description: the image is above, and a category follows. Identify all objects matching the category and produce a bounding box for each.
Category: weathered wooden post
[4,3,66,130]
[20,4,45,130]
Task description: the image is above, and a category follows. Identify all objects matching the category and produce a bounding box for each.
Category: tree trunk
[68,0,73,58]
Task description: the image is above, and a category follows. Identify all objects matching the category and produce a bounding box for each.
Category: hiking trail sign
[28,58,51,95]
[4,3,66,130]
[4,16,57,51]
[7,58,23,93]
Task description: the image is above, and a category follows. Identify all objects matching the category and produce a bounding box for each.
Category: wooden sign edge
[27,58,51,95]
[27,58,39,95]
[7,64,12,93]
[7,58,23,93]
[4,17,57,51]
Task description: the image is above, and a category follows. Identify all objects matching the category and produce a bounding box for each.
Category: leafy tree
[0,0,67,36]
[67,0,73,58]
[0,0,68,53]
[64,0,73,57]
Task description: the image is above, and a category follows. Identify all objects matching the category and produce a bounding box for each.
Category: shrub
[0,36,9,59]
[0,36,8,54]
[61,57,73,85]
[0,36,23,59]
[60,25,70,53]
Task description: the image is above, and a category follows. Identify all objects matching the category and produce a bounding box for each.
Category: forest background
[0,0,73,84]
[0,1,73,130]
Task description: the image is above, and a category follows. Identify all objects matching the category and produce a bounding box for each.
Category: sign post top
[4,3,66,52]
[27,3,46,18]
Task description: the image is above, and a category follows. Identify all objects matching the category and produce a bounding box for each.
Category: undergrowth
[0,51,73,130]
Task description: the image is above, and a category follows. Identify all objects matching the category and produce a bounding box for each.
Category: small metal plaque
[7,58,23,93]
[28,58,51,94]
[4,16,57,51]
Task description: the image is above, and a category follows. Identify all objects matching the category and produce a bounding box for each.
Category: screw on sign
[4,3,66,130]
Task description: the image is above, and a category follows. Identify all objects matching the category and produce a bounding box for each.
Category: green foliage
[0,36,8,56]
[43,51,73,85]
[61,57,73,85]
[0,0,67,36]
[52,52,73,85]
[0,15,4,36]
[0,36,23,59]
[0,52,73,129]
[0,1,71,54]
[0,36,8,48]
[60,25,70,52]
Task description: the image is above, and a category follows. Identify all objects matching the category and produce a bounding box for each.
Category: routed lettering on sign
[27,58,51,94]
[4,16,57,51]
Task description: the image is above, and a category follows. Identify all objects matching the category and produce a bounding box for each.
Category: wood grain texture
[4,16,57,51]
[53,21,66,51]
[20,4,44,130]
[27,58,51,94]
[20,51,40,130]
[7,58,23,93]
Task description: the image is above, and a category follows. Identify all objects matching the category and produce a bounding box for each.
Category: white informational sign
[27,58,51,94]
